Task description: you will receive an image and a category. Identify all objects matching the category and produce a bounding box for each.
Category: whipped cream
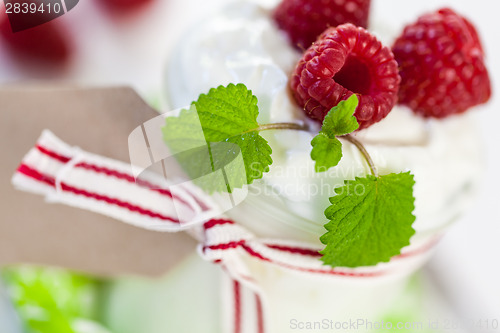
[165,1,484,246]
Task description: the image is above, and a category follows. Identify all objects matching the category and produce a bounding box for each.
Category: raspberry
[392,8,491,118]
[0,13,70,65]
[98,0,153,14]
[273,0,371,49]
[290,24,400,130]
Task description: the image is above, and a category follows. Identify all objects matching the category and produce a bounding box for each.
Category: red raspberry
[273,0,371,49]
[392,8,491,118]
[98,0,153,14]
[290,24,400,130]
[0,13,71,65]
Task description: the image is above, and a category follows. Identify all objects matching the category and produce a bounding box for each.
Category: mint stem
[342,134,378,177]
[255,122,309,132]
[249,122,378,177]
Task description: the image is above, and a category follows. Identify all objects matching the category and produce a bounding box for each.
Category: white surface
[1,0,499,321]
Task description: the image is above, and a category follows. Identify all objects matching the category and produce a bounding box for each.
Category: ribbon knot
[12,130,440,333]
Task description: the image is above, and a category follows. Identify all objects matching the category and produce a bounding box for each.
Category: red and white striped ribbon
[12,130,440,333]
[12,130,222,231]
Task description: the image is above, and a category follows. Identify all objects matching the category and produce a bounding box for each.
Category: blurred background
[0,0,499,332]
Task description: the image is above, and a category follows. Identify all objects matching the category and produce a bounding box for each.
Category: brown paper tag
[0,85,197,277]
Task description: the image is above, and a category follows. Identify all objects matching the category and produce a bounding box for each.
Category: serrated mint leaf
[320,172,416,268]
[310,133,342,172]
[322,94,359,136]
[310,95,359,172]
[162,83,272,193]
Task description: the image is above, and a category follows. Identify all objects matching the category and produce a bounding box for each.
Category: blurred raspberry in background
[0,14,71,66]
[97,0,154,15]
[0,0,71,68]
[0,0,156,72]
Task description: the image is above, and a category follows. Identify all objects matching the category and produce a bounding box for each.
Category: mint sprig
[320,172,416,267]
[310,95,359,172]
[163,83,417,269]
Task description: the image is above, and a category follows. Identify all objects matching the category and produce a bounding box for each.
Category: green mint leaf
[320,172,416,267]
[322,94,359,136]
[310,95,359,172]
[162,83,272,193]
[310,133,342,173]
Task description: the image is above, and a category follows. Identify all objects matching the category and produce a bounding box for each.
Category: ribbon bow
[12,130,438,333]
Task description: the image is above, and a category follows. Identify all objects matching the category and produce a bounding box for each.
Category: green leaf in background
[162,83,273,193]
[310,95,359,172]
[320,172,416,267]
[1,266,111,333]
